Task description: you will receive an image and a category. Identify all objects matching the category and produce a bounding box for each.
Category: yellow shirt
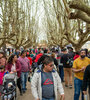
[73,57,90,80]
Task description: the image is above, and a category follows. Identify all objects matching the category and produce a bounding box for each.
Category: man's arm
[72,60,85,73]
[72,68,84,73]
[31,73,40,99]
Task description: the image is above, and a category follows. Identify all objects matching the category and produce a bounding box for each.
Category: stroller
[1,73,17,100]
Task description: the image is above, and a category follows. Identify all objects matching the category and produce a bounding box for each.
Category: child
[0,65,5,95]
[0,65,15,100]
[4,82,15,100]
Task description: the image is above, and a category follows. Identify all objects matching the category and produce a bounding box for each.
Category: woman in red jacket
[6,54,22,95]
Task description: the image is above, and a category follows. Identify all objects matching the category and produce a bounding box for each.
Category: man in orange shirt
[73,49,90,100]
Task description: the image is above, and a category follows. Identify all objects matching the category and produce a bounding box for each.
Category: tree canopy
[0,0,89,51]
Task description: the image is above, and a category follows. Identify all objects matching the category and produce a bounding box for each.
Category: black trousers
[17,78,22,93]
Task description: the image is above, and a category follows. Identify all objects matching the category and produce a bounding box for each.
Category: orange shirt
[73,57,90,80]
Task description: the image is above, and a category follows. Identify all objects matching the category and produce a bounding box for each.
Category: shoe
[25,88,27,90]
[23,90,26,93]
[20,92,23,96]
[61,80,65,82]
[69,85,72,88]
[65,84,68,87]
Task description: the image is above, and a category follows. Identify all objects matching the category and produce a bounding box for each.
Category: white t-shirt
[11,63,16,72]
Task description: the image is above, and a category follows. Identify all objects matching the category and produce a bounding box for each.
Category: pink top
[35,49,38,53]
[0,71,5,85]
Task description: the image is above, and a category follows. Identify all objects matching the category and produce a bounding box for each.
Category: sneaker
[61,80,65,82]
[25,88,27,90]
[23,90,26,93]
[20,92,23,96]
[65,84,68,87]
[69,85,72,88]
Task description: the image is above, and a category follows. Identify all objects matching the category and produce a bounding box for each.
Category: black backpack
[67,58,74,67]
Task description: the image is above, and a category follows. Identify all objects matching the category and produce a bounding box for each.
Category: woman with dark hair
[6,54,22,95]
[83,64,90,99]
[31,55,64,100]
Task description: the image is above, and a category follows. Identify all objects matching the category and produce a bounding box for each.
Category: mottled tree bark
[68,0,90,23]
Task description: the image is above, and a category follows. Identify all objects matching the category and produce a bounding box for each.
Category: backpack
[67,58,74,67]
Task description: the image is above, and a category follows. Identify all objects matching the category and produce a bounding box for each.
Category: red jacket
[74,55,80,60]
[6,60,21,77]
[27,57,32,66]
[34,53,43,63]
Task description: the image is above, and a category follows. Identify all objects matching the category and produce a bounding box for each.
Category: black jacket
[83,64,90,92]
[61,54,71,68]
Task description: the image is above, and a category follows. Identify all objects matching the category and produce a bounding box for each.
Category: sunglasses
[48,64,54,67]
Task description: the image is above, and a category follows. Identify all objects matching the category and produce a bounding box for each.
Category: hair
[80,49,86,53]
[75,51,79,55]
[51,53,55,58]
[43,56,53,66]
[26,54,30,57]
[84,48,88,56]
[37,55,53,67]
[21,50,26,56]
[61,48,67,52]
[0,56,7,60]
[38,48,41,51]
[44,49,48,53]
[8,54,16,64]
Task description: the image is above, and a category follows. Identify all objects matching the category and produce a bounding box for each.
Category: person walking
[18,50,31,93]
[73,49,90,100]
[58,49,64,82]
[6,54,22,95]
[31,55,64,100]
[61,48,72,88]
[82,64,90,99]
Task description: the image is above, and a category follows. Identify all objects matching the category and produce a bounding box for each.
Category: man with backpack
[61,48,72,88]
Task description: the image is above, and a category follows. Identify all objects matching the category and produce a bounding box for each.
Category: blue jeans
[21,72,28,91]
[42,98,55,100]
[74,78,84,100]
[59,65,64,81]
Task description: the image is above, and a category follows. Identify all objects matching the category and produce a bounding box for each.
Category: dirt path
[18,82,74,100]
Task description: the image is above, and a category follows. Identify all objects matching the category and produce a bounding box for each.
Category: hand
[10,72,14,74]
[60,94,65,100]
[30,70,32,73]
[13,70,17,72]
[83,91,87,95]
[81,67,86,72]
[37,98,40,100]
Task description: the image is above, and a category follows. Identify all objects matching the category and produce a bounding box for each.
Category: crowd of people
[0,47,90,100]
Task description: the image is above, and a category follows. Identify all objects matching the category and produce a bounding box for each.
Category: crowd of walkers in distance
[0,47,90,100]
